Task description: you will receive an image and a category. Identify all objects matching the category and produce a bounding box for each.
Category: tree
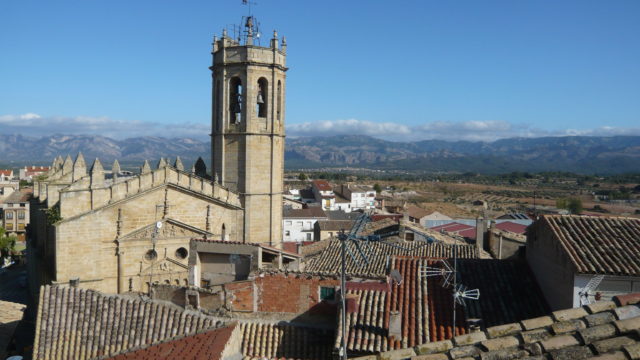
[567,198,583,214]
[556,197,583,214]
[297,172,308,181]
[0,226,17,258]
[373,183,382,193]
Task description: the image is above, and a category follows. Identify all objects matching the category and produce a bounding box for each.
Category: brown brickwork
[255,273,339,314]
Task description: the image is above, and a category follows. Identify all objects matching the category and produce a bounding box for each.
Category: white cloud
[2,113,639,142]
[0,113,210,139]
[288,118,640,142]
[288,119,412,138]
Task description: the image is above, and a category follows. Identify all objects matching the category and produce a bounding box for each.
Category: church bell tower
[210,16,287,246]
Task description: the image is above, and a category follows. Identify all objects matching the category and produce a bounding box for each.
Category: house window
[20,203,25,207]
[5,223,13,231]
[285,221,292,226]
[285,230,290,237]
[5,211,13,220]
[296,221,303,227]
[18,223,25,231]
[320,287,336,301]
[306,233,312,241]
[18,211,25,220]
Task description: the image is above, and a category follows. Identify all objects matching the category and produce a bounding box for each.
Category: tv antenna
[453,284,481,306]
[335,212,446,359]
[239,0,261,45]
[578,274,604,305]
[419,240,480,336]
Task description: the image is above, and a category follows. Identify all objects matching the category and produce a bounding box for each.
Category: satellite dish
[156,221,163,229]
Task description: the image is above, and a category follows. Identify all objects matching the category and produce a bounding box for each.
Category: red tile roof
[371,214,403,222]
[284,207,327,219]
[336,256,550,355]
[353,293,640,360]
[33,285,225,360]
[336,257,466,354]
[494,221,528,234]
[303,240,480,278]
[536,215,640,276]
[103,323,238,360]
[456,259,549,327]
[193,239,301,258]
[405,205,431,219]
[25,166,50,171]
[0,170,12,177]
[312,180,333,191]
[430,222,476,240]
[239,323,334,360]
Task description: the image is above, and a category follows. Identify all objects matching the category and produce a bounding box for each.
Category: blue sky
[1,0,639,141]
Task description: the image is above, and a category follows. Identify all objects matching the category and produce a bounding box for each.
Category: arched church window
[277,80,282,121]
[257,78,268,118]
[229,77,243,124]
[221,223,226,241]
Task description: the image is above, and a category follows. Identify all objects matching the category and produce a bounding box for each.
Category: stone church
[28,22,287,295]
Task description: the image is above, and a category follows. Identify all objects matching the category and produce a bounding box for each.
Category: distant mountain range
[1,134,639,174]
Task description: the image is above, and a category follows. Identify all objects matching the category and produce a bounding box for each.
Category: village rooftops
[406,205,432,219]
[336,256,549,355]
[312,180,333,191]
[326,210,361,221]
[99,323,240,360]
[302,239,480,278]
[430,222,477,240]
[317,220,356,232]
[32,285,226,360]
[283,207,327,219]
[494,220,528,234]
[192,239,301,260]
[0,300,26,360]
[534,215,640,276]
[351,293,640,360]
[0,188,32,204]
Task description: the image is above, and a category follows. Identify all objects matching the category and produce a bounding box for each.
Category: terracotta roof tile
[336,257,549,356]
[303,240,480,278]
[405,205,431,220]
[0,300,26,360]
[32,286,225,360]
[101,323,238,360]
[284,207,328,219]
[494,221,528,234]
[317,220,356,232]
[455,259,550,328]
[239,322,334,360]
[336,258,466,354]
[537,215,640,276]
[350,294,640,360]
[312,180,333,191]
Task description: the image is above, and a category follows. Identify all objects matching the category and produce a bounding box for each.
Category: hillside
[1,134,639,174]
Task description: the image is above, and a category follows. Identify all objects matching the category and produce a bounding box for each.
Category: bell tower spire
[210,8,287,246]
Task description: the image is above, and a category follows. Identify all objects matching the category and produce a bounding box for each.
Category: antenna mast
[240,0,261,45]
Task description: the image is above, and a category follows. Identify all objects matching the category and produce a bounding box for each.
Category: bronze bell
[257,91,264,104]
